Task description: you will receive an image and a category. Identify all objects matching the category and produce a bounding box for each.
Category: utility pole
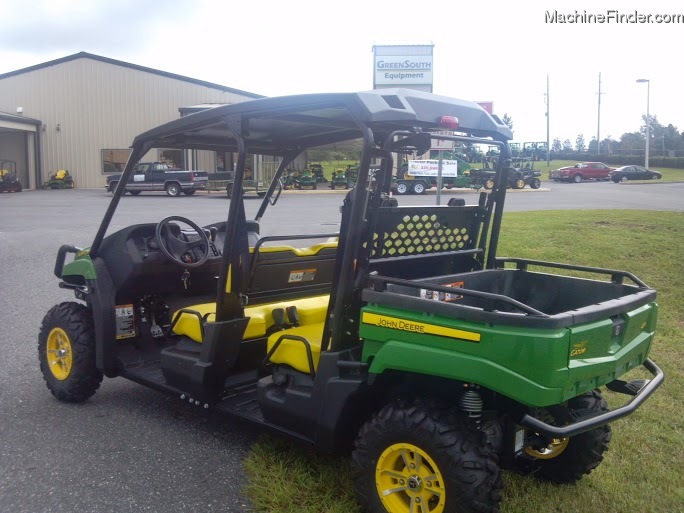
[596,73,605,155]
[545,75,550,165]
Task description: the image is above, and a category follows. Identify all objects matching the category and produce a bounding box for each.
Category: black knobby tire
[530,178,541,189]
[529,390,612,483]
[38,302,103,403]
[352,398,502,513]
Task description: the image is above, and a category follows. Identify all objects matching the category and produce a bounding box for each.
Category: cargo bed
[364,258,656,329]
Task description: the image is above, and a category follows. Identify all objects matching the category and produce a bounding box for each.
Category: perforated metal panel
[366,206,482,259]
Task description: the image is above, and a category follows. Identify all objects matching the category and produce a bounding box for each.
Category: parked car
[106,162,208,196]
[608,166,662,183]
[549,162,614,183]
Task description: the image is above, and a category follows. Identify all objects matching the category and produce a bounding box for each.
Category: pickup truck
[549,162,614,183]
[105,162,208,196]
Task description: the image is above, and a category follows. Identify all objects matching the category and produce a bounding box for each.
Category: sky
[0,0,681,144]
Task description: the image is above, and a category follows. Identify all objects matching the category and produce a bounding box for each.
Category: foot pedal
[606,378,648,396]
[286,306,300,327]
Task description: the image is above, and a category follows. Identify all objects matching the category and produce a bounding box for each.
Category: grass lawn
[243,210,684,513]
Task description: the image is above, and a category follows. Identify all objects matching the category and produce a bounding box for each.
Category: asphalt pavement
[0,181,682,513]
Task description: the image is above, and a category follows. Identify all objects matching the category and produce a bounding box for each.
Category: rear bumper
[519,358,663,438]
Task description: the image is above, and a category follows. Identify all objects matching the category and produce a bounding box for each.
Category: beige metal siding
[0,58,256,189]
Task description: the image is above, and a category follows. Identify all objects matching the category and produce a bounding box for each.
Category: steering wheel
[155,216,210,268]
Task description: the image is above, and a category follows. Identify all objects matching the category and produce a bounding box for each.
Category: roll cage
[90,88,512,355]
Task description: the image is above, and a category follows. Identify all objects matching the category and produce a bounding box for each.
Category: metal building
[0,52,262,189]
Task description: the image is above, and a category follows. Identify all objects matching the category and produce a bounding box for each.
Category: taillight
[439,116,459,129]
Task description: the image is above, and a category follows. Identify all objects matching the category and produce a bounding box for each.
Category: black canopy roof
[133,89,512,155]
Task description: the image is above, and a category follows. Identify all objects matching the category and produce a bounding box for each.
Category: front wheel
[524,390,612,483]
[129,190,142,196]
[395,182,408,195]
[573,174,583,183]
[530,178,541,189]
[38,302,103,403]
[484,179,495,190]
[352,399,502,513]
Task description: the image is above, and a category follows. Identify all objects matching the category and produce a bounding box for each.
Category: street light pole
[637,79,650,168]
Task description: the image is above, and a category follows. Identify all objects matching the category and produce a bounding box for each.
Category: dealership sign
[407,160,460,178]
[375,56,433,85]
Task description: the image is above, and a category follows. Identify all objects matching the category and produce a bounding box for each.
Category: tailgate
[565,302,658,400]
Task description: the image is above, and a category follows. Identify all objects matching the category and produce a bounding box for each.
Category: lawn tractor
[42,169,74,189]
[295,168,317,189]
[310,163,328,183]
[0,160,23,193]
[330,168,350,189]
[40,89,663,513]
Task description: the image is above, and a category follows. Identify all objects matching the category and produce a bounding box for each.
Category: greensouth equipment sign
[375,57,433,85]
[373,45,434,89]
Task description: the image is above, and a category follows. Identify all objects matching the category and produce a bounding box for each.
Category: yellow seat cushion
[171,295,330,343]
[249,241,338,257]
[266,323,325,374]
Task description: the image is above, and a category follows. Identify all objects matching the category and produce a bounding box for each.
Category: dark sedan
[609,166,662,183]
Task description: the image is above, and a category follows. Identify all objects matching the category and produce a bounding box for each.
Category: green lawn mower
[42,169,75,189]
[330,168,350,189]
[295,168,317,190]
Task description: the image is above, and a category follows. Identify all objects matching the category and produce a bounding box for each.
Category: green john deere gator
[40,89,663,513]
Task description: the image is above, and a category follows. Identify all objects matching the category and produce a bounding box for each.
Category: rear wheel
[353,399,502,513]
[38,302,103,403]
[183,190,196,196]
[514,179,526,189]
[129,190,142,196]
[165,182,181,197]
[412,181,426,194]
[484,179,494,190]
[525,390,611,483]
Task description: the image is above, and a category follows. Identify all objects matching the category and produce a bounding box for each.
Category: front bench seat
[171,295,330,343]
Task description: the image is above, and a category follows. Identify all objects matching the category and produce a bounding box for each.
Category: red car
[549,162,615,183]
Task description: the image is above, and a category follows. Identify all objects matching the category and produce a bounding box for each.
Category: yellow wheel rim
[375,443,446,513]
[46,327,73,381]
[525,437,570,459]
